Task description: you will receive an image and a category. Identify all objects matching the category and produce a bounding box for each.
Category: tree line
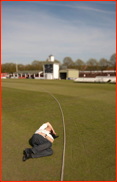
[1,53,116,73]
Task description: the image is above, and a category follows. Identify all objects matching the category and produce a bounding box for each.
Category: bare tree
[109,53,116,71]
[63,57,74,67]
[75,59,84,70]
[75,59,84,66]
[18,64,25,71]
[32,60,40,65]
[86,58,97,66]
[31,60,43,70]
[1,63,16,73]
[86,58,98,70]
[98,58,108,71]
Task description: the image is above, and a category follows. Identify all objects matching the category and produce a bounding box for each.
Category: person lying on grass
[22,122,59,162]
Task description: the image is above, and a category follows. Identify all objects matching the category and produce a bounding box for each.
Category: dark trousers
[30,134,53,158]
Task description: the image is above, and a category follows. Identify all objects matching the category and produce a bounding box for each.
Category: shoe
[22,148,32,162]
[25,148,32,158]
[22,154,27,162]
[22,153,31,162]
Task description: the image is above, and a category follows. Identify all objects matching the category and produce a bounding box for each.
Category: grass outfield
[1,79,116,181]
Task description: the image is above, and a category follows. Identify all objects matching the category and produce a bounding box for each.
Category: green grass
[1,79,116,181]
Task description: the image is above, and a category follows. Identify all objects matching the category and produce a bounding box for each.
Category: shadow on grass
[28,137,33,146]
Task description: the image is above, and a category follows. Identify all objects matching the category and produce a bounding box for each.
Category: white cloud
[1,4,116,64]
[28,1,116,14]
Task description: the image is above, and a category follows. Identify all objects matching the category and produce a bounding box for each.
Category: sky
[1,1,116,65]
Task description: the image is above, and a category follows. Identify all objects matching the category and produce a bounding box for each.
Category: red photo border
[0,0,116,182]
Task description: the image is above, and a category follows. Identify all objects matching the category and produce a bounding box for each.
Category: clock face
[45,64,53,73]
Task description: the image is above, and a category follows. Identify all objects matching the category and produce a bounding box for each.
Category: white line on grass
[39,87,66,181]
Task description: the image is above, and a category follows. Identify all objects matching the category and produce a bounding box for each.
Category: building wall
[1,73,8,79]
[48,55,54,62]
[43,63,59,79]
[67,70,79,79]
[53,64,59,79]
[46,73,53,79]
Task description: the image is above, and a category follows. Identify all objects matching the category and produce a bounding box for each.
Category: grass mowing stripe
[1,79,116,181]
[1,87,63,181]
[36,86,66,181]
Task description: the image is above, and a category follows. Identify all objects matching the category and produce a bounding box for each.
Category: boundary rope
[39,87,66,181]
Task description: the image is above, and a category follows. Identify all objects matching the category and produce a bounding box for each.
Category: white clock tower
[43,55,59,79]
